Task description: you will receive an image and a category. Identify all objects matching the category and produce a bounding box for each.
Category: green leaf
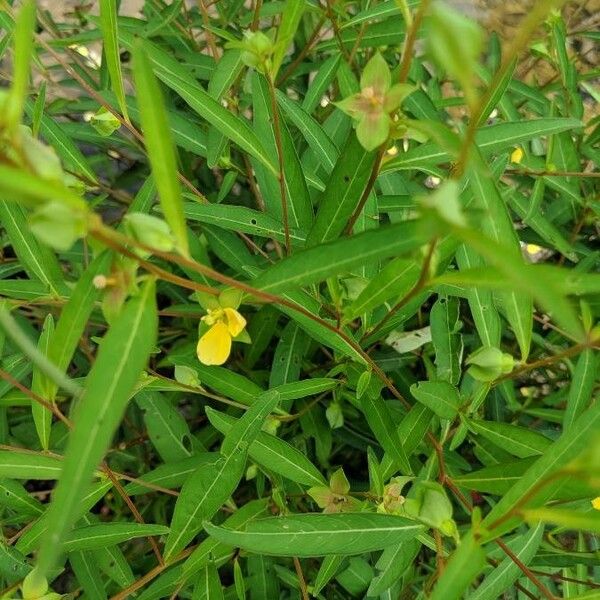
[271,0,305,77]
[430,296,463,385]
[429,533,486,600]
[46,252,112,402]
[135,391,194,462]
[301,54,341,113]
[99,0,128,121]
[25,102,98,182]
[0,201,64,292]
[468,149,533,359]
[367,538,420,597]
[193,561,224,600]
[507,190,576,262]
[467,419,551,458]
[166,349,264,406]
[182,499,269,578]
[69,551,107,599]
[124,454,217,496]
[382,118,583,174]
[0,541,30,583]
[474,60,517,127]
[253,221,427,294]
[36,279,158,577]
[410,381,461,420]
[269,322,309,389]
[0,479,43,515]
[132,41,188,256]
[5,0,36,132]
[481,398,600,538]
[434,233,585,343]
[0,165,85,209]
[220,390,281,456]
[521,508,600,534]
[277,90,338,173]
[204,513,423,557]
[31,314,54,450]
[362,396,412,474]
[345,258,419,322]
[426,2,483,107]
[453,458,537,494]
[62,523,169,553]
[564,349,597,432]
[470,523,544,600]
[0,450,63,480]
[206,408,326,487]
[455,245,501,347]
[312,556,345,596]
[184,202,305,245]
[120,33,277,175]
[164,391,280,562]
[15,481,113,557]
[251,72,312,231]
[271,378,338,403]
[306,135,377,245]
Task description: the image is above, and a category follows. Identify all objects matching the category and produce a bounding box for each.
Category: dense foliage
[0,0,598,598]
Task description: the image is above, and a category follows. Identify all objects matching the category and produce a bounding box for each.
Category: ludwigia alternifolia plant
[0,0,598,598]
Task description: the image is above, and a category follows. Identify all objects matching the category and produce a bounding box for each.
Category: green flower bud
[238,30,274,71]
[20,126,64,182]
[90,106,121,137]
[174,364,200,387]
[124,212,176,252]
[406,480,458,538]
[22,570,48,599]
[29,201,88,251]
[326,402,344,429]
[466,346,515,382]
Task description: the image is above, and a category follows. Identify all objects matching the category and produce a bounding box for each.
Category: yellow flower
[592,497,600,511]
[196,307,246,366]
[510,147,524,164]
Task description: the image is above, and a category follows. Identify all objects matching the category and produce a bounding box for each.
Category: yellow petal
[223,308,246,337]
[196,321,231,366]
[592,497,600,511]
[510,147,524,164]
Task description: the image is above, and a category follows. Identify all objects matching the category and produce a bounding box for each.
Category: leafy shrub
[0,0,598,598]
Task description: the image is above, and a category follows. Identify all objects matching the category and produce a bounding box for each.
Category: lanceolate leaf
[46,252,112,402]
[468,149,532,359]
[429,533,486,600]
[36,280,158,577]
[99,0,128,120]
[482,398,600,538]
[206,408,326,487]
[30,314,54,450]
[164,392,280,561]
[204,513,423,557]
[62,523,169,553]
[306,135,377,245]
[132,41,188,256]
[0,451,63,480]
[253,221,427,294]
[120,33,277,175]
[0,201,64,292]
[382,118,582,173]
[470,523,544,600]
[564,349,597,431]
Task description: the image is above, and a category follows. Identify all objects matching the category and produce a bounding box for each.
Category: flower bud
[29,201,88,251]
[90,106,121,137]
[124,212,176,252]
[466,346,515,382]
